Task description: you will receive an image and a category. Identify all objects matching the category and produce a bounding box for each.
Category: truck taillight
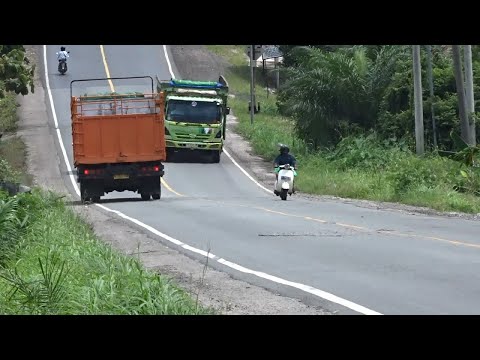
[84,169,103,175]
[141,166,160,172]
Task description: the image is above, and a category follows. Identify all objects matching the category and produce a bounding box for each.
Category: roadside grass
[209,45,480,214]
[0,93,33,186]
[295,155,394,201]
[0,93,19,133]
[0,137,33,186]
[0,190,213,315]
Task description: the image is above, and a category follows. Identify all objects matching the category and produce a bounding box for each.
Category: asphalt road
[45,45,480,315]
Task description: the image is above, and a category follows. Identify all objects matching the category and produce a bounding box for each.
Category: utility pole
[464,45,476,146]
[426,45,438,148]
[250,45,255,125]
[452,45,471,145]
[412,45,425,155]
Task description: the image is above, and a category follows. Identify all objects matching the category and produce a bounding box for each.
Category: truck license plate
[114,174,129,180]
[185,143,197,148]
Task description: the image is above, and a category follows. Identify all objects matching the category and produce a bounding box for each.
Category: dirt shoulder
[17,45,331,315]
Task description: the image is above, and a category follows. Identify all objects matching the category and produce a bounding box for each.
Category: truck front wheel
[166,148,175,162]
[141,193,151,200]
[211,150,221,163]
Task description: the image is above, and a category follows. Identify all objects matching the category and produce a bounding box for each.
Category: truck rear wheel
[152,176,161,200]
[80,180,103,203]
[80,180,94,203]
[152,188,161,200]
[80,181,89,203]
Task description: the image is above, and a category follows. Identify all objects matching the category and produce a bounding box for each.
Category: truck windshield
[166,100,221,124]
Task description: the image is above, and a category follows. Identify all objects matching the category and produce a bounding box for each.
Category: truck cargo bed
[71,93,166,166]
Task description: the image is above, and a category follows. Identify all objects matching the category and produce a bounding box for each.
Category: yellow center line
[378,230,480,249]
[304,216,328,224]
[257,207,297,217]
[161,178,185,197]
[203,198,477,249]
[336,222,370,231]
[99,45,115,92]
[98,45,185,198]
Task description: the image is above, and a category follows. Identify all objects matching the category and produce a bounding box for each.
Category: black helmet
[61,46,66,51]
[280,145,290,154]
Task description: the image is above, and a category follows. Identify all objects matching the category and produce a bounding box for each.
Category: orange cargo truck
[70,76,166,203]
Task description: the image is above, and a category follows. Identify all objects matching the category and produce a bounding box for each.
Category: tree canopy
[0,45,35,98]
[276,45,479,152]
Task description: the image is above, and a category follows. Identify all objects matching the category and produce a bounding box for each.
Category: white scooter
[274,164,296,200]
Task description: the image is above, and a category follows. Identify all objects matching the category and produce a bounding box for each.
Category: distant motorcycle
[58,51,70,75]
[273,164,296,200]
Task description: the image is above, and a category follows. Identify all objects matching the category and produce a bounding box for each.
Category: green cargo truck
[156,77,230,163]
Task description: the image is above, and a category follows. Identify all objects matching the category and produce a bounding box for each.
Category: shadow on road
[166,150,215,164]
[66,197,145,206]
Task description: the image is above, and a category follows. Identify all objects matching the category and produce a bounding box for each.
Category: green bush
[387,155,458,194]
[326,132,411,171]
[454,167,480,196]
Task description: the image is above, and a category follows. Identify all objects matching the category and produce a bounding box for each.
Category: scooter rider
[274,145,297,192]
[56,46,70,62]
[274,145,297,172]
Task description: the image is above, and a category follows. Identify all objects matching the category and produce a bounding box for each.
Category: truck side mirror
[226,107,230,115]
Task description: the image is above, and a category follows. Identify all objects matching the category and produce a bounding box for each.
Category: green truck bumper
[166,140,222,151]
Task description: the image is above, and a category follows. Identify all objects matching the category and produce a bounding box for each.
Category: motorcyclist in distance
[56,46,70,62]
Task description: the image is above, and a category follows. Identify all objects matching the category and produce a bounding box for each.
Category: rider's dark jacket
[274,153,297,168]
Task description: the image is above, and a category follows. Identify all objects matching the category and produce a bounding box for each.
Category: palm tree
[277,45,407,148]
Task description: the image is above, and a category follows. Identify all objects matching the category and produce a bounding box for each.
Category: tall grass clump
[0,93,19,133]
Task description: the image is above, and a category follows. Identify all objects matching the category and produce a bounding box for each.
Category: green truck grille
[175,133,212,140]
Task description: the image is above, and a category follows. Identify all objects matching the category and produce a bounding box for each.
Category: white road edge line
[223,148,271,193]
[44,44,382,315]
[43,46,81,197]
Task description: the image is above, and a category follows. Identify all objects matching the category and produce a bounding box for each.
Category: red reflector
[84,169,90,175]
[154,166,160,172]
